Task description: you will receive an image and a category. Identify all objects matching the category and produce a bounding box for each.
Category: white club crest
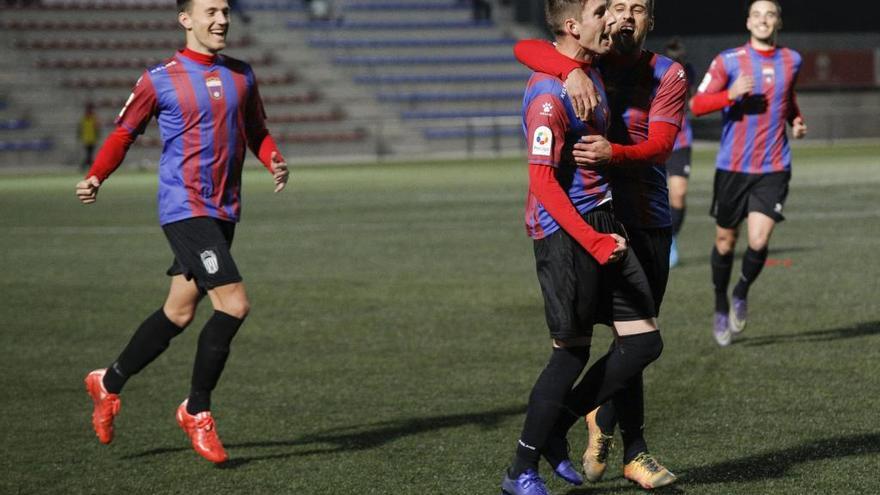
[200,250,220,275]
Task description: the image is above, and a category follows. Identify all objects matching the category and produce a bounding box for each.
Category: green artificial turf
[1,143,878,494]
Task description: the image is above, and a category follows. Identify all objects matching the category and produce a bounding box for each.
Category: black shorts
[711,169,790,229]
[533,205,656,341]
[665,147,692,178]
[162,217,242,293]
[626,226,672,316]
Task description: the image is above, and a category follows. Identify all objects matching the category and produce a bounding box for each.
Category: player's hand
[565,68,598,122]
[270,152,289,193]
[572,135,612,167]
[75,176,101,204]
[606,233,627,263]
[728,74,754,100]
[792,116,807,139]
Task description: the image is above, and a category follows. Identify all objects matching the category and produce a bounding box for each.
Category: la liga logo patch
[532,126,552,156]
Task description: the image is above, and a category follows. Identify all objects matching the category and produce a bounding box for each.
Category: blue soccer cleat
[729,296,747,334]
[501,469,552,495]
[714,312,731,347]
[669,236,679,268]
[553,459,584,486]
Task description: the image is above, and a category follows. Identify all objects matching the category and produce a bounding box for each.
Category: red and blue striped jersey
[116,50,270,225]
[697,44,802,174]
[522,70,611,240]
[601,51,688,229]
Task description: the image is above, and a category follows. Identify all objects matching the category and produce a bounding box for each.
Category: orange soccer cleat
[582,408,614,482]
[623,452,677,490]
[176,400,229,464]
[84,369,121,445]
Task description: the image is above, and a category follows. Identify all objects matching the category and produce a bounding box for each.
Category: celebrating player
[77,0,289,463]
[690,0,806,346]
[513,0,685,489]
[503,1,667,493]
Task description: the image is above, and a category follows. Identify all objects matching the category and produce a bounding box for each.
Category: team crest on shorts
[200,249,220,274]
[205,77,223,100]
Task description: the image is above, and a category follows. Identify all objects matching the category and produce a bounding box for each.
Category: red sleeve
[115,72,157,136]
[649,61,688,128]
[525,93,568,167]
[529,165,618,264]
[690,91,732,116]
[609,122,678,166]
[691,55,733,116]
[86,127,136,182]
[86,73,156,181]
[514,39,581,80]
[244,74,284,171]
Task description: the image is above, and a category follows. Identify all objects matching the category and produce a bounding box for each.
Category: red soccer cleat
[176,400,229,464]
[84,369,121,445]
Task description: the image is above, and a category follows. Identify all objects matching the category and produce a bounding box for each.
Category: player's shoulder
[719,45,749,59]
[777,46,802,63]
[526,72,565,95]
[218,55,253,75]
[145,55,181,77]
[648,51,685,78]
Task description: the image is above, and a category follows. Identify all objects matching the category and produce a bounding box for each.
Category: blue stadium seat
[287,20,493,30]
[377,90,521,103]
[335,55,514,66]
[308,37,514,48]
[401,110,519,120]
[354,73,526,84]
[344,2,467,11]
[0,119,30,131]
[423,127,521,139]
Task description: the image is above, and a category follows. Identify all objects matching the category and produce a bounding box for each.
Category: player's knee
[163,304,197,328]
[220,296,250,320]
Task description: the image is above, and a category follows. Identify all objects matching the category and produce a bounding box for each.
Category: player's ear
[179,10,193,30]
[566,17,580,38]
[647,17,654,31]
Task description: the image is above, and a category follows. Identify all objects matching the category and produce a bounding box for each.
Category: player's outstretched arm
[514,39,597,121]
[75,176,101,204]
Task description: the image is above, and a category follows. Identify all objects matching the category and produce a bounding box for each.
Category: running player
[513,0,684,489]
[503,1,665,493]
[690,0,806,346]
[664,38,695,268]
[77,0,289,463]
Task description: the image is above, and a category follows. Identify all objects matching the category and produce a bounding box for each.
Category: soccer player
[664,38,695,268]
[513,0,685,489]
[690,0,806,346]
[77,0,289,464]
[503,1,665,493]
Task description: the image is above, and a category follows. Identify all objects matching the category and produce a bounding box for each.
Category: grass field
[1,143,878,494]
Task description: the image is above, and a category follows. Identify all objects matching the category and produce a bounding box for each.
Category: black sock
[103,308,184,394]
[511,345,590,477]
[615,374,647,464]
[553,332,663,438]
[732,247,768,300]
[187,311,244,415]
[671,207,685,236]
[595,402,617,435]
[711,247,734,313]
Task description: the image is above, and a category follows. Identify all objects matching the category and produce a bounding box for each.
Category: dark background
[515,0,880,35]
